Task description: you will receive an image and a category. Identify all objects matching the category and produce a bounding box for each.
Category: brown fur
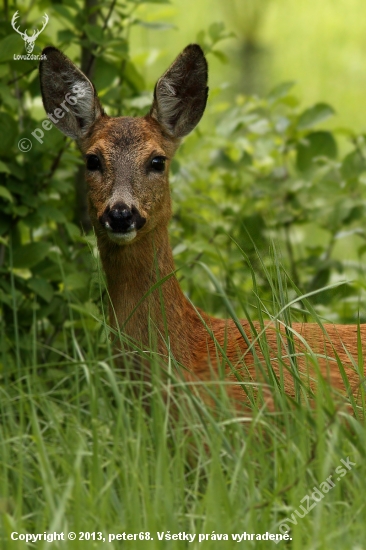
[39,45,366,411]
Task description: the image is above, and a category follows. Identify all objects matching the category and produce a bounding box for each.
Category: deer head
[39,45,208,245]
[12,11,49,54]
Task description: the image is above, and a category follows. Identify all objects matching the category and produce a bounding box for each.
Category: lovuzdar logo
[11,10,49,55]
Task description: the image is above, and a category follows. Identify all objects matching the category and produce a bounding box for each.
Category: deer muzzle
[99,202,146,244]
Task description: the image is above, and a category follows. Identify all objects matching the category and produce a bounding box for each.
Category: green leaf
[267,81,295,103]
[296,131,337,171]
[0,161,11,174]
[70,300,100,318]
[341,150,366,179]
[172,243,187,256]
[13,205,30,217]
[57,29,76,43]
[27,277,54,303]
[12,242,52,269]
[0,185,13,202]
[209,22,225,41]
[65,222,81,241]
[0,113,18,156]
[0,64,9,78]
[0,35,23,62]
[0,82,18,110]
[63,272,89,291]
[37,204,66,223]
[124,62,145,93]
[2,162,25,180]
[93,58,120,91]
[134,20,175,30]
[211,50,228,64]
[83,24,105,45]
[52,5,77,24]
[208,21,235,44]
[297,103,335,130]
[105,39,128,60]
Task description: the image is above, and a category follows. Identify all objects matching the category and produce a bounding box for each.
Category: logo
[11,10,49,54]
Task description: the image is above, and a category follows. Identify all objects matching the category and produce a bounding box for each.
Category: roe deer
[39,44,366,410]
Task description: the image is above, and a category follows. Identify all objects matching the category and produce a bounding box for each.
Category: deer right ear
[150,44,208,139]
[39,47,103,141]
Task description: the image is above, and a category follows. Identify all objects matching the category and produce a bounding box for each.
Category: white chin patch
[107,229,137,244]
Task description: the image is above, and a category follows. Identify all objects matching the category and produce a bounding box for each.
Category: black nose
[100,202,146,234]
[109,206,133,229]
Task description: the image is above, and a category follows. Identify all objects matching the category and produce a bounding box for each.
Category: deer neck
[98,225,197,364]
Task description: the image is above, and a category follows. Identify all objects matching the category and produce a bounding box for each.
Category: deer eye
[86,154,101,171]
[150,156,166,172]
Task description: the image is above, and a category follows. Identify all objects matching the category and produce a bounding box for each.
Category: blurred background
[130,0,366,133]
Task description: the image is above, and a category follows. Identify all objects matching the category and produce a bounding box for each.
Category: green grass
[1,249,366,550]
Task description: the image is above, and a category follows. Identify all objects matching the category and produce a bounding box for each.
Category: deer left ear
[150,44,208,139]
[39,47,103,141]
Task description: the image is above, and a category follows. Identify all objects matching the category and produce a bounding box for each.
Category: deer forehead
[83,115,178,162]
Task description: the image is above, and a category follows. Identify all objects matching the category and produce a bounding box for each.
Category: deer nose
[109,206,133,228]
[100,202,146,234]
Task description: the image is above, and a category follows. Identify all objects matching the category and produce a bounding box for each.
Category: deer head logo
[11,11,49,54]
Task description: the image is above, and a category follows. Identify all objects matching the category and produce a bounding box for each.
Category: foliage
[0,0,170,368]
[172,86,366,324]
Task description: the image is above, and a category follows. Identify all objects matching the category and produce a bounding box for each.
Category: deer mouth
[105,226,137,244]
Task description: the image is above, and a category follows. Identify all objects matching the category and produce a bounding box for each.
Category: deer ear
[39,47,103,141]
[150,44,208,138]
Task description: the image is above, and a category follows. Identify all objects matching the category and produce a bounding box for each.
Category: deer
[39,44,366,411]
